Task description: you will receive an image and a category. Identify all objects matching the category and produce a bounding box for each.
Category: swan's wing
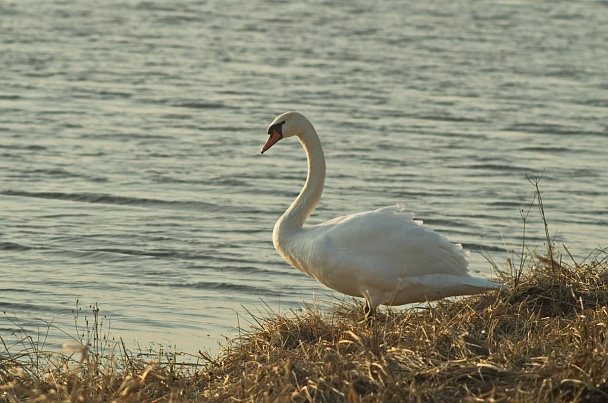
[309,205,469,280]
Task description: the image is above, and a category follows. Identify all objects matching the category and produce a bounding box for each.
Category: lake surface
[1,0,607,356]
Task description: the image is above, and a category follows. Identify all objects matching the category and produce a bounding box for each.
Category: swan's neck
[277,124,326,233]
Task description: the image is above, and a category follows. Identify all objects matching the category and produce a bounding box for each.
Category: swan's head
[261,111,310,154]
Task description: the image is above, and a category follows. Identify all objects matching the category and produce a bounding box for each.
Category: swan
[261,111,502,319]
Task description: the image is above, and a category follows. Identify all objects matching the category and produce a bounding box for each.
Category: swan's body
[262,111,502,317]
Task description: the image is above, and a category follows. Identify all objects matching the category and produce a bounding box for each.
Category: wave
[462,243,506,253]
[415,113,487,123]
[20,168,108,182]
[0,242,32,251]
[172,101,228,109]
[141,97,235,110]
[518,146,571,153]
[0,189,229,212]
[505,123,605,137]
[0,301,71,315]
[458,163,533,174]
[147,281,285,297]
[150,175,251,187]
[0,144,47,151]
[70,248,210,261]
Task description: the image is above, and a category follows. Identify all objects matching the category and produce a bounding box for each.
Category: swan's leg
[364,300,375,320]
[363,291,376,325]
[363,301,376,329]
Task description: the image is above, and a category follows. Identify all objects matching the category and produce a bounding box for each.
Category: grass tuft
[201,244,608,403]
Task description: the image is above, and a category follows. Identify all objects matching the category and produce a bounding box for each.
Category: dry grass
[201,246,608,403]
[3,179,608,402]
[4,248,606,402]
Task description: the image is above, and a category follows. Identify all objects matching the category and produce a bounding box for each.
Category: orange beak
[261,122,284,154]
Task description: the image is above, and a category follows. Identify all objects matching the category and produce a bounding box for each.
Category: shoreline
[2,246,607,402]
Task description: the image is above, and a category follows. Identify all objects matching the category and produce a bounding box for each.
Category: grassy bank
[2,247,607,402]
[2,180,608,402]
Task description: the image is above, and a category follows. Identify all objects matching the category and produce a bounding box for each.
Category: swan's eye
[277,121,286,135]
[267,120,286,136]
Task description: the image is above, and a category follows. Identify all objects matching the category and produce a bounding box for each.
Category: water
[1,0,607,356]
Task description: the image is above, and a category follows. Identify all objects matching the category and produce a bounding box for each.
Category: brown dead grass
[200,247,608,403]
[2,247,607,402]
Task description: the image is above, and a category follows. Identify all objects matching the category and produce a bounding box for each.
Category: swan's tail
[388,274,505,306]
[464,275,505,291]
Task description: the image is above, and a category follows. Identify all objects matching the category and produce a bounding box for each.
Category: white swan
[261,111,502,319]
